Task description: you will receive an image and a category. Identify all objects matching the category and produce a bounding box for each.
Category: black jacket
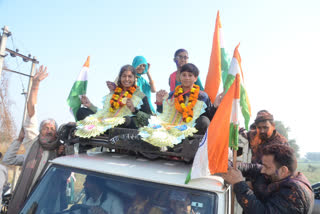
[235,163,314,214]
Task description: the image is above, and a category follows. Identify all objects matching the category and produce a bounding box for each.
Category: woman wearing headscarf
[132,56,156,113]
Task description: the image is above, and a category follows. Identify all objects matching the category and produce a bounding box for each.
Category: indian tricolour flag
[204,11,230,103]
[67,56,90,120]
[224,44,251,130]
[185,72,241,183]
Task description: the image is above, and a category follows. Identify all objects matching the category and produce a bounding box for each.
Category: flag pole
[231,148,237,214]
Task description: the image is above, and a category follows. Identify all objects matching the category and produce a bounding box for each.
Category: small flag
[67,56,90,120]
[224,44,251,129]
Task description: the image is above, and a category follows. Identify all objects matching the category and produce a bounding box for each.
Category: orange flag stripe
[83,56,90,67]
[233,44,245,83]
[233,45,251,116]
[205,11,221,102]
[207,74,238,174]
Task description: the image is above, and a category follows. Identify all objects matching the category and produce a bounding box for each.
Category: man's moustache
[259,133,268,140]
[39,134,57,143]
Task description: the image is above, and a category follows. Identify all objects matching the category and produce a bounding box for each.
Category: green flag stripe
[240,86,250,130]
[67,80,88,120]
[221,48,230,86]
[229,123,239,150]
[185,169,192,184]
[224,74,235,92]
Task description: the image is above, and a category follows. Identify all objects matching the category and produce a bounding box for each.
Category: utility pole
[21,57,37,124]
[10,58,37,192]
[0,25,40,191]
[0,26,11,79]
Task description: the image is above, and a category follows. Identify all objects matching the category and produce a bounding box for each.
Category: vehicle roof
[50,152,226,193]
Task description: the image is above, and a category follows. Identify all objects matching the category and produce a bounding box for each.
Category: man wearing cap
[3,66,64,214]
[247,110,288,164]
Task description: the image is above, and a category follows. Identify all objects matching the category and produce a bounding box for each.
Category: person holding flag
[222,144,314,214]
[75,65,152,138]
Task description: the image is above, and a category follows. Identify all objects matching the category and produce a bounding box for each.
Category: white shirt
[3,109,39,166]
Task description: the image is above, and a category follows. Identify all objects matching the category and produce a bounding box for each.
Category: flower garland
[174,84,200,123]
[109,85,137,112]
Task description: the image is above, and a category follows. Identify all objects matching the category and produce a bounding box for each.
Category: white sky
[1,0,320,156]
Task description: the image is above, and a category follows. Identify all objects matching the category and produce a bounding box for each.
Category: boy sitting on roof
[139,63,222,148]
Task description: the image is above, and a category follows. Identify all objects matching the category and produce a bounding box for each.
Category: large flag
[67,56,90,120]
[224,44,251,129]
[185,73,241,183]
[204,11,230,103]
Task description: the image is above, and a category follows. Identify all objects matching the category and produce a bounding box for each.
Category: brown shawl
[248,129,288,164]
[7,137,59,214]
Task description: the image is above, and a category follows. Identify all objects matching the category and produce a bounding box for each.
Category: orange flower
[115,87,122,93]
[174,84,200,122]
[109,85,137,112]
[186,117,192,123]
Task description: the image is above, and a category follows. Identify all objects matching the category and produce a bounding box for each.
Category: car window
[20,165,218,214]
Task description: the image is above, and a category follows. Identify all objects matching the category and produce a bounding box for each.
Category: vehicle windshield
[20,165,218,214]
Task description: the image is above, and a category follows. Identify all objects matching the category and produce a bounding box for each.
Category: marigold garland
[109,85,137,112]
[174,84,200,123]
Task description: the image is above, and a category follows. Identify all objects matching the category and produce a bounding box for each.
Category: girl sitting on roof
[139,63,222,148]
[169,49,204,92]
[75,65,152,138]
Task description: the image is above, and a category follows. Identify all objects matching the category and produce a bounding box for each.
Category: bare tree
[0,65,16,148]
[275,120,300,158]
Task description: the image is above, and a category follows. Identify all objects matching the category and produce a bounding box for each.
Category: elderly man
[222,144,314,214]
[247,110,288,164]
[3,66,64,214]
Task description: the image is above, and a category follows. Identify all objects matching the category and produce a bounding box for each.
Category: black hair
[174,49,188,58]
[249,123,256,130]
[117,65,137,87]
[180,63,199,77]
[86,175,105,187]
[262,144,297,173]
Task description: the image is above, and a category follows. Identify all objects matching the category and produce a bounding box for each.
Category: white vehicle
[20,152,233,214]
[19,127,251,214]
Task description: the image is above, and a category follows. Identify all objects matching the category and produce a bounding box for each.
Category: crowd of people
[0,48,315,213]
